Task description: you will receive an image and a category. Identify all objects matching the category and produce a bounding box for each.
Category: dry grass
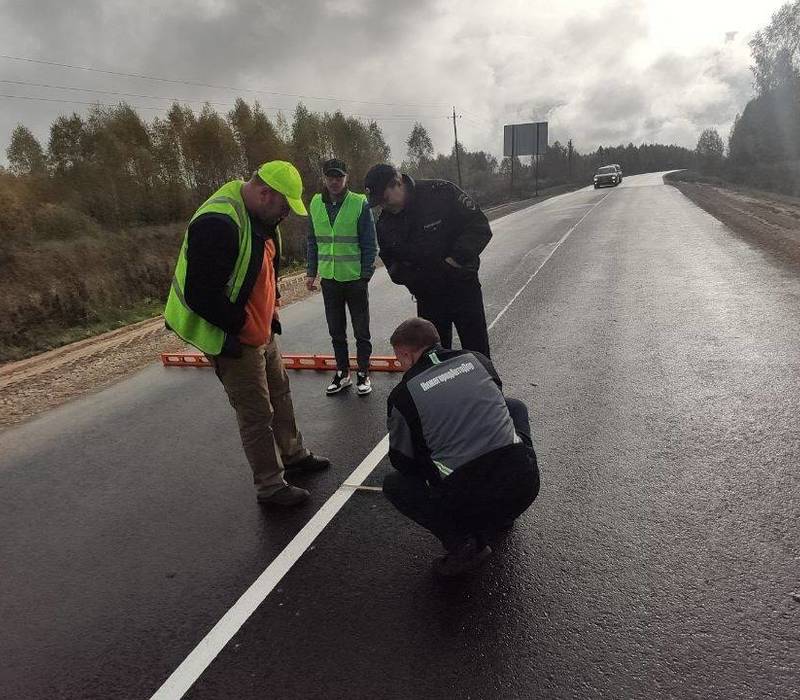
[0,224,184,361]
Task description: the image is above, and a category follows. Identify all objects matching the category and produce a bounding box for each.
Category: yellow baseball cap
[257,160,308,216]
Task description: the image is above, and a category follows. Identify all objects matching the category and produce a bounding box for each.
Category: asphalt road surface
[1,173,798,699]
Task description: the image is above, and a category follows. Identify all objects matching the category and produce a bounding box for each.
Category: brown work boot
[433,537,492,577]
[257,485,310,506]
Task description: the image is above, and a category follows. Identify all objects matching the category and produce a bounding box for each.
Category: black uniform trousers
[321,278,372,372]
[416,281,490,358]
[383,398,540,552]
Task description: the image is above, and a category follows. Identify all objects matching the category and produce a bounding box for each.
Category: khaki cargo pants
[210,336,308,497]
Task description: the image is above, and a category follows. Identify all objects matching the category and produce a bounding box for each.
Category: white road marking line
[150,191,607,699]
[149,435,389,700]
[488,192,608,332]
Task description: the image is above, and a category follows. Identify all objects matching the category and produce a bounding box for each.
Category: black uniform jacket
[376,176,492,298]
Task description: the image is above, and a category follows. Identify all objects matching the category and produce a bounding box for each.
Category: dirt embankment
[0,224,184,362]
[0,272,313,429]
[666,173,800,269]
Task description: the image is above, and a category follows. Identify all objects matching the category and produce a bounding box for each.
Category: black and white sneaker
[356,371,372,396]
[326,370,351,395]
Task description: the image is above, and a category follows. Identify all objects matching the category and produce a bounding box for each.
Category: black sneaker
[283,453,331,474]
[433,537,492,576]
[326,370,351,395]
[356,371,372,395]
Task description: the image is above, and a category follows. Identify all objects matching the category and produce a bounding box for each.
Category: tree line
[402,126,694,200]
[4,96,699,259]
[694,0,800,196]
[2,100,391,258]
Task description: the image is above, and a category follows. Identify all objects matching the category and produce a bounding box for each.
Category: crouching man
[383,318,540,576]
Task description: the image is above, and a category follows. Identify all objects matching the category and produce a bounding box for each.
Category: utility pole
[452,106,463,187]
[568,139,573,181]
[534,122,541,197]
[509,126,515,199]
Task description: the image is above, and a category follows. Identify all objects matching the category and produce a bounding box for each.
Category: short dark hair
[390,317,440,350]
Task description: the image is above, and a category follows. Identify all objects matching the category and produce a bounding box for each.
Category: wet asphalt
[1,173,798,699]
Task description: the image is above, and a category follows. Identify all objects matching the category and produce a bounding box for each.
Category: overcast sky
[0,0,787,165]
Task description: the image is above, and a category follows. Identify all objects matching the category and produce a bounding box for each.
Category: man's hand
[444,256,462,268]
[306,276,318,291]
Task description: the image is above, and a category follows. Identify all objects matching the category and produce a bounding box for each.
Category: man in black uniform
[382,317,540,576]
[364,164,492,357]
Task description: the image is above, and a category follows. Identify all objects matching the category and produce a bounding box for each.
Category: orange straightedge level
[160,352,403,372]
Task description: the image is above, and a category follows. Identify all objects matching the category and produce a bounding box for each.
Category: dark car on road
[593,165,621,188]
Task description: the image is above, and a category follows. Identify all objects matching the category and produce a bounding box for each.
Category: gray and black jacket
[387,344,525,485]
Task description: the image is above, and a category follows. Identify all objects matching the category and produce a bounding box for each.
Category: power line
[0,92,168,111]
[0,91,452,122]
[460,115,487,128]
[459,110,494,128]
[0,79,255,109]
[0,54,450,109]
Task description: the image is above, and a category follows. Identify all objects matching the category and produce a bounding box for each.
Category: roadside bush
[31,203,102,240]
[0,172,35,240]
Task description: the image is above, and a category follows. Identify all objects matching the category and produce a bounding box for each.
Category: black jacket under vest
[183,212,281,355]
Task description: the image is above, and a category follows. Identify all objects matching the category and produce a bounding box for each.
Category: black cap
[323,158,347,176]
[364,163,399,207]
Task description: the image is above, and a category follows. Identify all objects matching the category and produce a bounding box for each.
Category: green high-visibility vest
[310,190,366,282]
[164,180,279,355]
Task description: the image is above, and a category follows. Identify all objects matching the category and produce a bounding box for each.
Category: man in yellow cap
[165,161,330,506]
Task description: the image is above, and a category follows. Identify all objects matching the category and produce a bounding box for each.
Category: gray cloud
[0,0,782,166]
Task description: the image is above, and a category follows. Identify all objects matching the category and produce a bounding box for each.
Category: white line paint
[488,192,608,332]
[150,435,389,700]
[150,190,606,699]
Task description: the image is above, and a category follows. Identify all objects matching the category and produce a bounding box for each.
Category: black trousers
[416,282,490,358]
[383,398,540,551]
[321,278,372,372]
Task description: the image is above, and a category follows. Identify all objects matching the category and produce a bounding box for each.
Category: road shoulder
[665,173,800,269]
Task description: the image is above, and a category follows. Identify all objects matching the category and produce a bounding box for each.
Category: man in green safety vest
[306,158,378,396]
[164,161,330,506]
